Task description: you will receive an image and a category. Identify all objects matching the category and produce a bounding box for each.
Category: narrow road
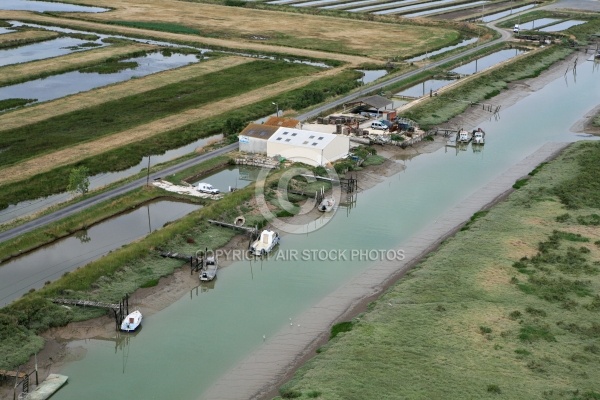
[0,21,513,243]
[0,143,238,243]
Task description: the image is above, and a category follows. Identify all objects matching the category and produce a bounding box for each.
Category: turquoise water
[53,62,600,399]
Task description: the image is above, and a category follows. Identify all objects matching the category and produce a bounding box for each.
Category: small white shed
[267,128,350,167]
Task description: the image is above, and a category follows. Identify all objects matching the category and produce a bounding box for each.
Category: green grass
[329,321,353,340]
[79,60,139,74]
[553,142,600,209]
[0,59,319,169]
[140,278,160,288]
[402,46,574,129]
[277,141,600,399]
[0,150,234,260]
[0,68,360,211]
[0,32,58,50]
[361,154,386,167]
[0,98,36,111]
[513,178,529,189]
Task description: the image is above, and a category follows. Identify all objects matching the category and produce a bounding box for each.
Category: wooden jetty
[159,251,192,261]
[159,250,204,274]
[208,219,258,235]
[52,298,119,309]
[0,369,27,379]
[52,294,131,331]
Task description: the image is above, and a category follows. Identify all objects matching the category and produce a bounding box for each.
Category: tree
[68,166,90,195]
[224,117,245,136]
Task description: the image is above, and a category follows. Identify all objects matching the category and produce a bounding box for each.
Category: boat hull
[120,310,143,332]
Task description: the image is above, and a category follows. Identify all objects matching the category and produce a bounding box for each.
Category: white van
[371,121,389,130]
[513,24,520,33]
[197,183,219,194]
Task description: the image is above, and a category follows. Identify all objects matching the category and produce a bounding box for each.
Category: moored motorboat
[250,230,280,256]
[120,310,142,332]
[472,128,485,145]
[200,255,218,281]
[457,129,473,143]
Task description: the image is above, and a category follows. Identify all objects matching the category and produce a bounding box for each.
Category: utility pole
[146,156,151,186]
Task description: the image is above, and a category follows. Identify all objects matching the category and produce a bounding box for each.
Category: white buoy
[263,335,266,341]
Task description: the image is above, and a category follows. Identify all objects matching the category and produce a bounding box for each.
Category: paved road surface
[0,143,238,243]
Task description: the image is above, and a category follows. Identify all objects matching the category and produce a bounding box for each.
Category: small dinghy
[121,310,142,332]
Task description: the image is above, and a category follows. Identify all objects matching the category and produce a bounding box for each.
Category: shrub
[280,388,302,398]
[515,348,531,356]
[330,321,353,340]
[487,384,501,394]
[509,310,522,320]
[140,278,159,288]
[519,324,555,342]
[556,213,571,222]
[513,178,529,189]
[525,306,547,317]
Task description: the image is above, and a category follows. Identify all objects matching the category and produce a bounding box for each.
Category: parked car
[371,121,390,130]
[197,182,219,194]
[513,24,520,33]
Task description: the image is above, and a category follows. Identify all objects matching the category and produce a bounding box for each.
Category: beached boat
[120,310,142,332]
[319,197,335,212]
[200,255,218,281]
[250,230,280,256]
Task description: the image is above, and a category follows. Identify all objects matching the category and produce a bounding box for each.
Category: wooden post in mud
[190,255,203,274]
[341,175,358,193]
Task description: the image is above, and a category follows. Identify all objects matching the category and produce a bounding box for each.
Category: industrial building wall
[239,138,267,154]
[323,135,350,164]
[267,142,321,166]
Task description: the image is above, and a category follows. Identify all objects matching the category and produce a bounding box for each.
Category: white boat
[472,129,485,144]
[200,255,218,281]
[120,310,142,332]
[457,129,473,143]
[319,196,335,212]
[250,230,280,256]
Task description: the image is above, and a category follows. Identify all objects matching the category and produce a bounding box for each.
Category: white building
[267,128,350,167]
[238,124,279,154]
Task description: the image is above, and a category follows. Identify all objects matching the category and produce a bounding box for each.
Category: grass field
[401,45,573,129]
[0,67,360,210]
[76,0,467,60]
[277,141,600,399]
[0,59,318,169]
